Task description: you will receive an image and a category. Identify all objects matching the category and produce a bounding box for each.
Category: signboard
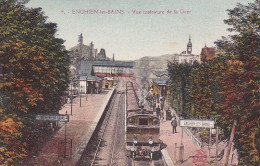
[180,119,214,128]
[35,114,69,122]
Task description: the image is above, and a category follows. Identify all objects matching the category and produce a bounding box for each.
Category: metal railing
[183,127,202,148]
[165,102,202,148]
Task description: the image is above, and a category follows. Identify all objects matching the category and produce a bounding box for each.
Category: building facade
[172,36,200,64]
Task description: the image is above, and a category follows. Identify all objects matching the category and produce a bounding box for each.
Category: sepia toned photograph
[0,0,259,165]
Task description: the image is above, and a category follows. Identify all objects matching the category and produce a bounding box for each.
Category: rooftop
[152,77,169,85]
[80,75,102,81]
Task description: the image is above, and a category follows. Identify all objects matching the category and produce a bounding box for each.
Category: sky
[26,0,254,60]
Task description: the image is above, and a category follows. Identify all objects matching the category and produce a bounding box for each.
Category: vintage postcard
[0,0,259,165]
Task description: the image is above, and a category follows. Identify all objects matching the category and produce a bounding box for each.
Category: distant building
[96,48,110,61]
[200,45,216,63]
[69,34,96,62]
[149,69,169,98]
[151,77,169,97]
[78,60,134,94]
[172,36,200,64]
[80,60,134,78]
[69,34,111,69]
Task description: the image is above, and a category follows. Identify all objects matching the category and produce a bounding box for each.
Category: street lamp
[70,82,73,115]
[85,75,88,101]
[79,86,81,107]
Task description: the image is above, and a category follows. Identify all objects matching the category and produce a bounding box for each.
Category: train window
[128,118,135,125]
[153,119,159,125]
[139,118,148,125]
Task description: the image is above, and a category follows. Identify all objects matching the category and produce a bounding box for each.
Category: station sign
[35,114,69,122]
[180,119,214,128]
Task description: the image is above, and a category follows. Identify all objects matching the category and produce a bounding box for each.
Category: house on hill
[200,45,216,63]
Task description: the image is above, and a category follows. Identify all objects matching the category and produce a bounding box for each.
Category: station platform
[23,89,115,166]
[160,106,238,166]
[160,119,201,166]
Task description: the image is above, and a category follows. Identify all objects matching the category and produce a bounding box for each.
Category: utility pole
[224,120,237,166]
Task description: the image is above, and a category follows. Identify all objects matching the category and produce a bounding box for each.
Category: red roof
[201,47,216,62]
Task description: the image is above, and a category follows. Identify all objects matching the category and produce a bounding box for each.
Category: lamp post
[85,75,88,101]
[80,90,81,107]
[70,83,73,115]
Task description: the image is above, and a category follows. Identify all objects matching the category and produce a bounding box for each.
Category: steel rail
[109,93,123,165]
[90,92,117,166]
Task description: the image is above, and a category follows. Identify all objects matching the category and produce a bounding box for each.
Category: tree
[0,1,70,164]
[168,1,259,164]
[168,61,196,118]
[214,1,260,164]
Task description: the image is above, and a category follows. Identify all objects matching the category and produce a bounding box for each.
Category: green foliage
[0,1,70,164]
[168,61,197,118]
[168,1,259,165]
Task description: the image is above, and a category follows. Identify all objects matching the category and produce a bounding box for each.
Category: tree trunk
[224,120,237,166]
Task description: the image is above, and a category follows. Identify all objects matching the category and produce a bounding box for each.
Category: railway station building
[78,60,134,94]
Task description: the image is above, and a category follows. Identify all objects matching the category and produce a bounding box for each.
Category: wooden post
[224,120,236,166]
[209,128,212,162]
[215,127,219,166]
[174,143,177,162]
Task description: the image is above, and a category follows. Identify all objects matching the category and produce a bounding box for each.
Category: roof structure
[152,77,169,85]
[79,61,94,76]
[152,70,169,77]
[91,60,134,67]
[79,75,102,81]
[79,60,134,77]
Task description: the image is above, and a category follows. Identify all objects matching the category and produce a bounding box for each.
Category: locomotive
[125,81,160,159]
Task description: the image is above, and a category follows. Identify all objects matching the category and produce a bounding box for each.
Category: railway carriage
[125,81,160,159]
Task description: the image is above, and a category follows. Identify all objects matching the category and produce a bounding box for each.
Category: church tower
[187,35,192,54]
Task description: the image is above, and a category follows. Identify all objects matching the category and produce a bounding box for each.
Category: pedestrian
[160,109,164,120]
[156,105,161,118]
[171,118,177,134]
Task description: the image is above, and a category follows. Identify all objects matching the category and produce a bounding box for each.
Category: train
[125,81,160,159]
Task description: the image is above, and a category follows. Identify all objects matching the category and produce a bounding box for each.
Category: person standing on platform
[171,118,177,134]
[160,109,164,120]
[156,105,161,119]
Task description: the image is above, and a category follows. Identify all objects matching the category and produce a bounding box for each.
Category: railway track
[77,78,167,166]
[90,92,126,166]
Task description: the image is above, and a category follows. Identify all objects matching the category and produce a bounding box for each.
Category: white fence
[183,127,202,148]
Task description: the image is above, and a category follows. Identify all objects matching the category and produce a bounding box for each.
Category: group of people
[147,90,178,134]
[156,105,178,134]
[155,105,164,120]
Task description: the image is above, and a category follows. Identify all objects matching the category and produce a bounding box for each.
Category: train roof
[127,112,159,119]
